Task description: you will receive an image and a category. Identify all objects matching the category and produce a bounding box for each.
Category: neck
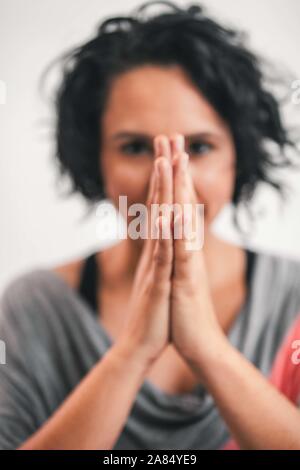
[202,227,246,290]
[96,236,143,290]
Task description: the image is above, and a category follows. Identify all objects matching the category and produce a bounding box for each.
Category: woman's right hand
[116,136,174,366]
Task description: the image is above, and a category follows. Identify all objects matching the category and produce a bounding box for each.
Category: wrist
[184,330,232,383]
[111,337,155,375]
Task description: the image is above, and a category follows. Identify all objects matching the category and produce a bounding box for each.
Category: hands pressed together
[119,134,227,374]
[116,134,300,451]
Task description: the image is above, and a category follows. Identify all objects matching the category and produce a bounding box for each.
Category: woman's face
[100,64,236,229]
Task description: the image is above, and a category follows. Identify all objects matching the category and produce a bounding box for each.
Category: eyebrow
[111,131,222,141]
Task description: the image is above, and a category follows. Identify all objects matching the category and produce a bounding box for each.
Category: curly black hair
[39,0,299,229]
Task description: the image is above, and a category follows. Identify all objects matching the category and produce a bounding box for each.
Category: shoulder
[246,248,300,329]
[1,254,85,308]
[52,256,84,290]
[0,269,58,328]
[0,258,84,337]
[251,248,300,290]
[250,248,300,339]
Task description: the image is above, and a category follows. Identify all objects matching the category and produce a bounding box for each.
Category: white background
[0,0,300,293]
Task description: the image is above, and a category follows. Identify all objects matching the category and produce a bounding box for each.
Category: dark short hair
[40,0,299,228]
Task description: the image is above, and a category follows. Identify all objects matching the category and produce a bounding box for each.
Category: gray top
[0,249,300,450]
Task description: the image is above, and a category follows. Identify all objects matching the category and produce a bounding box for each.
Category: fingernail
[176,135,185,152]
[171,134,184,153]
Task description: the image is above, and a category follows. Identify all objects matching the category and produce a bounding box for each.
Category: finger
[152,155,173,280]
[156,156,173,205]
[147,133,171,212]
[143,162,158,261]
[170,133,185,158]
[172,157,196,207]
[150,157,173,247]
[143,136,173,273]
[173,151,195,265]
[173,151,190,205]
[154,135,172,162]
[144,157,172,267]
[169,134,198,203]
[146,160,157,208]
[152,213,173,284]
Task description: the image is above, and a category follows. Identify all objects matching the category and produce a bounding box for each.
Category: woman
[1,1,300,450]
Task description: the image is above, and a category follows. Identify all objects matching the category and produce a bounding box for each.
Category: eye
[120,140,151,156]
[188,141,213,156]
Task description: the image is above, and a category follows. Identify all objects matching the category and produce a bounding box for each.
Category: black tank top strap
[77,248,256,315]
[78,251,98,314]
[245,248,256,287]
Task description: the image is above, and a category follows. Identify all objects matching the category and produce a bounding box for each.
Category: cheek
[192,164,235,222]
[102,157,151,207]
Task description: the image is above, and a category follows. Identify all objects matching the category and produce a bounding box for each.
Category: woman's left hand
[168,134,227,373]
[152,136,300,451]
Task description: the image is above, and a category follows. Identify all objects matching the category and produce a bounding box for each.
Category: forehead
[102,64,227,136]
